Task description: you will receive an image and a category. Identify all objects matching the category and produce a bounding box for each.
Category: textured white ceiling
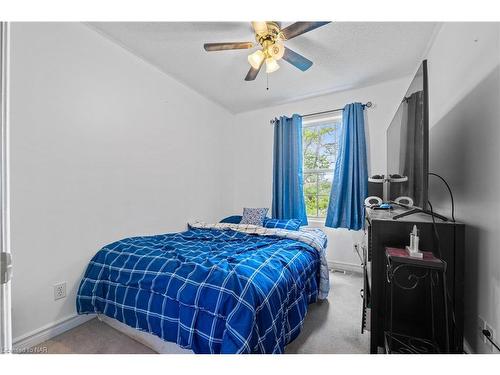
[88,22,439,113]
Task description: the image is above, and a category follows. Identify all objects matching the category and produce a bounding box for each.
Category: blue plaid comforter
[77,224,327,354]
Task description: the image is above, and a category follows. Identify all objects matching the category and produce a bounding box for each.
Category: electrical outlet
[485,322,496,352]
[53,282,66,300]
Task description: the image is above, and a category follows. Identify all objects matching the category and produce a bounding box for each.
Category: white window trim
[302,112,342,127]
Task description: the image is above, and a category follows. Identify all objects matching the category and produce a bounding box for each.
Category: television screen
[386,60,429,209]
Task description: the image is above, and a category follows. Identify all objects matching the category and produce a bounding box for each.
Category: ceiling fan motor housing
[256,22,281,43]
[255,22,284,60]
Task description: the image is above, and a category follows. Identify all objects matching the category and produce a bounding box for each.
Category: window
[302,113,342,219]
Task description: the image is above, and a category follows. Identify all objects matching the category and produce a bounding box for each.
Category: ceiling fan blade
[244,59,264,81]
[251,21,268,35]
[281,21,331,40]
[203,42,254,51]
[282,47,313,71]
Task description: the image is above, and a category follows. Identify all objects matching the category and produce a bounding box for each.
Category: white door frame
[0,21,12,354]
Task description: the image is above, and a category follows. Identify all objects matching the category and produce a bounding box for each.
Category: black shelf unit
[362,207,465,354]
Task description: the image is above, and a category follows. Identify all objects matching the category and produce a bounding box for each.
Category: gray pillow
[239,208,269,226]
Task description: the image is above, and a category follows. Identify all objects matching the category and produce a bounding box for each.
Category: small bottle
[413,226,419,252]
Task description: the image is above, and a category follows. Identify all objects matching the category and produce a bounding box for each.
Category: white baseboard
[328,260,362,274]
[12,314,95,352]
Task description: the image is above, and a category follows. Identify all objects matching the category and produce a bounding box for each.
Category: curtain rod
[269,101,372,124]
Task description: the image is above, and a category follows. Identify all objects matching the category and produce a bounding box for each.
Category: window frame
[302,113,342,220]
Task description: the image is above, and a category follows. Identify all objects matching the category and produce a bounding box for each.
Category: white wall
[425,23,500,353]
[9,23,234,341]
[230,78,411,267]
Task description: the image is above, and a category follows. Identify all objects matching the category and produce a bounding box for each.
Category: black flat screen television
[387,60,429,210]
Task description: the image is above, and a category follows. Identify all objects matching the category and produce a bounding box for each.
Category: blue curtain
[272,114,308,225]
[325,103,368,230]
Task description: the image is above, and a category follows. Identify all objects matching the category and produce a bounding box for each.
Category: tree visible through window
[303,114,342,219]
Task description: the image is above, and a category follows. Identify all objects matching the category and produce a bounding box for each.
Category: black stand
[392,207,448,222]
[384,248,450,354]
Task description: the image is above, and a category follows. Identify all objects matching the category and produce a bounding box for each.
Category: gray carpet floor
[35,271,369,354]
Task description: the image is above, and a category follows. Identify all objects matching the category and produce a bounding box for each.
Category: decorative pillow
[263,218,302,231]
[239,208,269,226]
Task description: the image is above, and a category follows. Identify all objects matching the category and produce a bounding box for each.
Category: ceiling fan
[203,21,331,81]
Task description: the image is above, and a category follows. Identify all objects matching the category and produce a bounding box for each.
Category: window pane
[318,195,330,217]
[303,123,340,171]
[305,194,318,217]
[303,127,320,170]
[318,172,333,196]
[303,172,317,197]
[302,117,341,219]
[318,124,340,170]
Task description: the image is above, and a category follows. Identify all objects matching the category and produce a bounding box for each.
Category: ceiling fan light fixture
[267,43,285,60]
[248,49,265,69]
[265,57,280,73]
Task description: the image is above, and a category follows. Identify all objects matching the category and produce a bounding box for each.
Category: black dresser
[361,207,465,353]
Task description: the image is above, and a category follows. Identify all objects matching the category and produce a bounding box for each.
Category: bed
[76,221,329,354]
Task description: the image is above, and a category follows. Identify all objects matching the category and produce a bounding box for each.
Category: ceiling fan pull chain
[266,73,269,91]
